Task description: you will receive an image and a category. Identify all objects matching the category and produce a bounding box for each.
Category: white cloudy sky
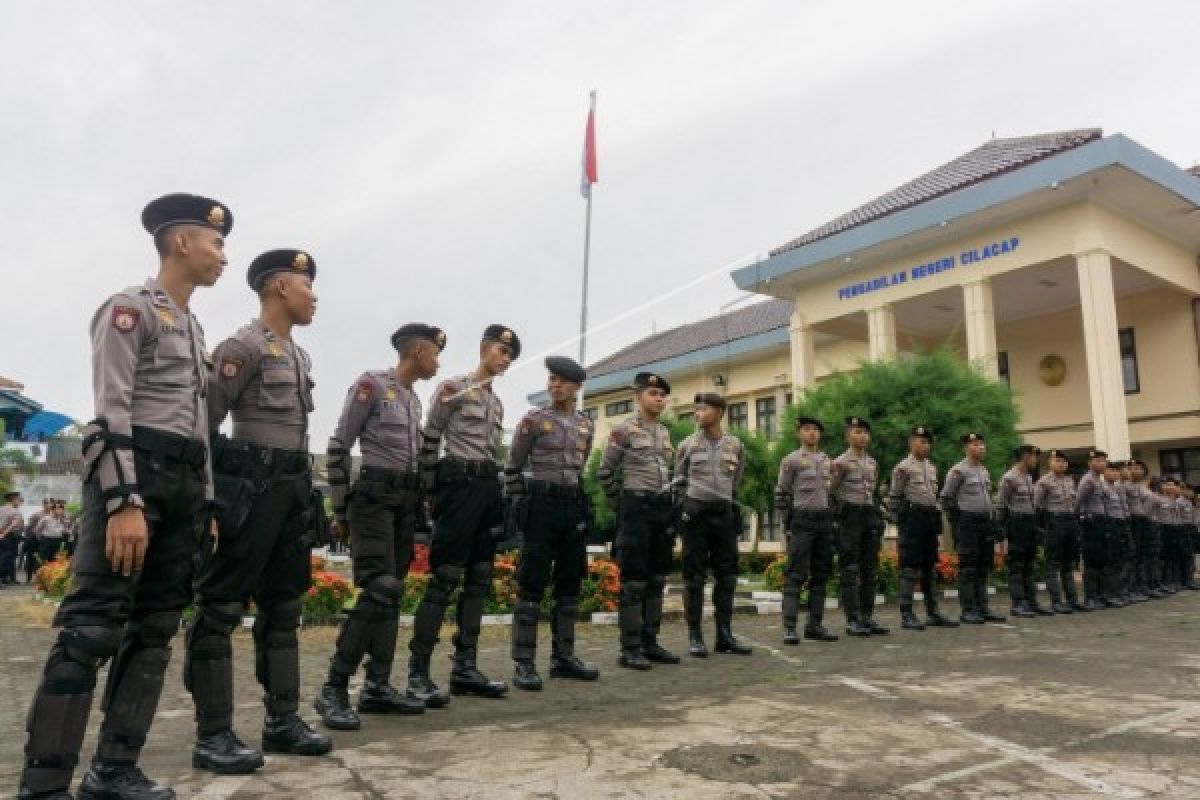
[2,0,1198,442]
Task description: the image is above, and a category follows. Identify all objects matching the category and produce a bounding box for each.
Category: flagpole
[579,89,596,369]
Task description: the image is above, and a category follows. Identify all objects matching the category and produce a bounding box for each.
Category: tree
[771,348,1021,486]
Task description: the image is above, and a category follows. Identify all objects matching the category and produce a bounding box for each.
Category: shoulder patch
[219,357,243,379]
[609,427,626,446]
[355,380,375,404]
[440,380,462,404]
[111,305,140,333]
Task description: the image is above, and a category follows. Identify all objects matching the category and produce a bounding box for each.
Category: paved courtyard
[1,586,1199,799]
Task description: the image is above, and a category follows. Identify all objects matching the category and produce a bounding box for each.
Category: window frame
[727,401,749,430]
[1119,327,1140,395]
[604,399,633,417]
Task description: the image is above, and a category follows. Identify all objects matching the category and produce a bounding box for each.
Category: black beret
[795,415,824,432]
[1013,444,1040,459]
[1108,460,1125,469]
[910,425,933,441]
[141,193,233,237]
[1128,458,1147,470]
[247,249,316,290]
[1046,448,1069,463]
[633,372,670,394]
[482,324,521,359]
[3,491,20,501]
[545,355,586,384]
[960,431,985,444]
[1088,449,1108,460]
[844,416,871,432]
[392,324,446,353]
[693,392,726,410]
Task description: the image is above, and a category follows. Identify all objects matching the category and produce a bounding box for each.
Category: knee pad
[842,564,861,580]
[365,575,405,606]
[425,564,464,606]
[135,611,181,649]
[193,601,242,636]
[259,598,302,632]
[465,561,492,589]
[46,626,121,693]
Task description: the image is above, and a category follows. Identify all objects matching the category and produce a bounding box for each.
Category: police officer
[774,416,838,644]
[597,372,680,670]
[997,445,1049,617]
[1124,460,1160,599]
[1033,449,1084,613]
[1103,460,1133,605]
[675,393,752,658]
[1075,450,1119,610]
[889,426,957,631]
[505,356,601,690]
[186,250,331,773]
[407,325,516,703]
[0,491,24,586]
[19,193,228,800]
[941,432,1004,625]
[1109,462,1139,604]
[831,416,887,637]
[1175,484,1199,590]
[314,324,445,729]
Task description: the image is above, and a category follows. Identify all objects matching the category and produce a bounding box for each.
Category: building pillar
[866,304,898,361]
[962,278,999,380]
[1076,249,1131,458]
[789,309,815,395]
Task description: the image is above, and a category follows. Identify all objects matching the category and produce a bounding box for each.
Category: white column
[962,278,999,380]
[789,309,815,395]
[866,304,898,361]
[1076,249,1131,458]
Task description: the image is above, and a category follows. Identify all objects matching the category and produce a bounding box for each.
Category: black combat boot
[714,623,752,655]
[77,762,174,800]
[618,647,651,670]
[192,729,264,775]
[862,615,890,635]
[925,609,959,628]
[684,585,707,657]
[846,615,872,637]
[640,578,679,664]
[406,653,450,709]
[1010,604,1036,618]
[314,682,361,731]
[261,712,333,756]
[358,680,427,715]
[548,599,599,681]
[781,583,801,645]
[449,647,509,698]
[782,625,801,645]
[512,660,543,691]
[900,606,925,631]
[17,787,72,800]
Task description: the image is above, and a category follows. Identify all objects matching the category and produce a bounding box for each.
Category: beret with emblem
[3,490,20,501]
[392,323,446,353]
[1046,448,1069,463]
[1088,448,1108,460]
[1128,458,1147,470]
[633,372,670,394]
[545,356,586,385]
[482,324,521,359]
[844,415,871,432]
[1013,444,1040,459]
[247,249,316,290]
[795,415,824,432]
[909,425,933,441]
[960,431,985,444]
[693,392,726,411]
[141,193,233,237]
[1108,459,1125,469]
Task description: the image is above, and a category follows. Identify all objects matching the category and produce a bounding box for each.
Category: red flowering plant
[304,568,354,623]
[34,552,72,599]
[934,552,959,586]
[579,557,621,613]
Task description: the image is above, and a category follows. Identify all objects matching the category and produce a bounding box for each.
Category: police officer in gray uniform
[997,445,1050,617]
[1033,449,1084,613]
[775,416,838,643]
[407,325,517,702]
[19,194,228,800]
[675,393,752,658]
[1155,478,1183,591]
[505,356,601,690]
[1075,450,1122,609]
[598,372,680,670]
[941,432,1004,625]
[187,249,331,774]
[1125,460,1163,598]
[889,426,957,631]
[1173,484,1199,590]
[1107,461,1137,604]
[831,416,887,637]
[314,324,445,729]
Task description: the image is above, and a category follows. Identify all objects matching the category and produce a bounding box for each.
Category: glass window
[755,397,777,438]
[727,402,748,430]
[604,400,632,417]
[1119,328,1140,394]
[997,351,1010,387]
[582,407,597,421]
[757,509,781,542]
[1159,447,1200,487]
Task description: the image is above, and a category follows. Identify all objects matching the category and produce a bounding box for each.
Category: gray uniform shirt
[776,447,832,512]
[675,431,744,503]
[941,460,993,514]
[1177,497,1196,527]
[0,507,23,536]
[1151,493,1177,525]
[209,320,314,452]
[506,407,594,486]
[598,414,673,493]
[88,277,213,513]
[1033,473,1075,514]
[1074,472,1107,516]
[888,455,939,510]
[831,449,877,506]
[1122,482,1152,518]
[1102,479,1129,519]
[422,374,504,464]
[36,515,67,541]
[996,467,1036,515]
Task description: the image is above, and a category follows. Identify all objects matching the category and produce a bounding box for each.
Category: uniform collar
[143,277,182,313]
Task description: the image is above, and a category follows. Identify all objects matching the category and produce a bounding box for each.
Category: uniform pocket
[258,368,297,410]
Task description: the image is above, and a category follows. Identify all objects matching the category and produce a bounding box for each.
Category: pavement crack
[563,729,596,770]
[327,750,389,800]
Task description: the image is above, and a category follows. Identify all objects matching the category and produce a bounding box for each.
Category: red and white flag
[580,91,598,198]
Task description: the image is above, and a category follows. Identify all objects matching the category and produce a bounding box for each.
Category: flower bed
[34,552,72,599]
[305,555,355,623]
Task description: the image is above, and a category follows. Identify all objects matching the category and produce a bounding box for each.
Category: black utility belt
[622,489,672,504]
[528,480,582,499]
[358,466,420,489]
[840,502,877,513]
[440,458,498,479]
[132,426,207,468]
[685,497,735,512]
[1048,511,1077,520]
[1007,511,1035,519]
[904,504,939,514]
[213,438,310,478]
[959,510,992,519]
[792,508,833,519]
